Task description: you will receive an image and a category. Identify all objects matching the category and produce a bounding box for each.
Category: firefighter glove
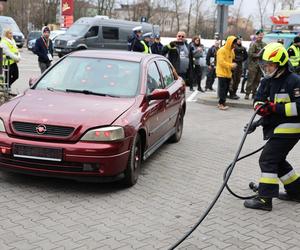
[255,102,276,116]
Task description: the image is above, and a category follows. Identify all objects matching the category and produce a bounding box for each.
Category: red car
[0,50,186,186]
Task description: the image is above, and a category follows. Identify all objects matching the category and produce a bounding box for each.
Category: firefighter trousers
[258,137,300,198]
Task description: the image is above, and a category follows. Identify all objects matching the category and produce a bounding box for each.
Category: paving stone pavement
[1,51,300,249]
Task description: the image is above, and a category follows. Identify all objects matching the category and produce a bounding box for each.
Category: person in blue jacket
[34,26,53,73]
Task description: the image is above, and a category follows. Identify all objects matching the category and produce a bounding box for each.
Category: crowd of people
[127,26,251,110]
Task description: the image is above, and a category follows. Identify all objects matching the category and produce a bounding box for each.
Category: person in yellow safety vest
[288,36,300,74]
[0,28,21,87]
[141,32,152,54]
[244,43,300,211]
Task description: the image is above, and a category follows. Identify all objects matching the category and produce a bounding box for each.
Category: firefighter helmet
[261,42,289,66]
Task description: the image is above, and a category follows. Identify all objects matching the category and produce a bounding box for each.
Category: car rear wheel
[169,110,183,143]
[123,134,141,187]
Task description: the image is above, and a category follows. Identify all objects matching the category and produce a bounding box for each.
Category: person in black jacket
[34,26,53,74]
[151,34,163,55]
[128,26,145,52]
[205,40,219,91]
[229,36,248,99]
[162,31,189,80]
[244,43,300,211]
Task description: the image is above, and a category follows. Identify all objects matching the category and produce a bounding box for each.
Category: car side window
[87,26,99,38]
[157,61,175,87]
[146,62,163,94]
[103,27,119,40]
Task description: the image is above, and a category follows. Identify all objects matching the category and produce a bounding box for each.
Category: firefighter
[288,36,300,74]
[244,43,300,211]
[245,29,266,100]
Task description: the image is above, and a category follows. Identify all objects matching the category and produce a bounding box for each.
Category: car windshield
[50,31,65,40]
[36,57,140,97]
[28,31,41,40]
[66,24,89,36]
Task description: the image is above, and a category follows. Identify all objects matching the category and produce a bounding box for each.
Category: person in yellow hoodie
[216,36,237,110]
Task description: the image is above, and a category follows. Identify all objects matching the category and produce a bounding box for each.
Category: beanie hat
[42,26,50,33]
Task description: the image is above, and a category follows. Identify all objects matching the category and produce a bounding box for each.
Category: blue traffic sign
[215,0,234,5]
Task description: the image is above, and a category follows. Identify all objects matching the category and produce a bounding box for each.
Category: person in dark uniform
[245,29,266,100]
[151,34,163,55]
[128,26,144,52]
[141,32,152,53]
[244,43,300,211]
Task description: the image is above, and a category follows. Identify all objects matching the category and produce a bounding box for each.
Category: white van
[0,16,25,48]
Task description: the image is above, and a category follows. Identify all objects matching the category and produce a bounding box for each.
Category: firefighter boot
[278,192,300,202]
[244,196,272,211]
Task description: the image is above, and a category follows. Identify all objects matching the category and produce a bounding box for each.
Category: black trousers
[217,77,230,105]
[4,63,19,87]
[205,67,216,90]
[258,137,300,197]
[193,65,202,90]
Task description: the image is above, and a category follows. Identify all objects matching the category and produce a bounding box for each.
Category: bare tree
[230,0,244,35]
[271,0,280,16]
[193,0,204,35]
[170,0,184,32]
[281,0,297,9]
[257,0,268,29]
[186,0,193,37]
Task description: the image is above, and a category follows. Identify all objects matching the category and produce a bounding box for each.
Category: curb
[196,94,253,109]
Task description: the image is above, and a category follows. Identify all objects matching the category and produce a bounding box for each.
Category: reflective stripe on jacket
[141,41,149,54]
[254,70,300,139]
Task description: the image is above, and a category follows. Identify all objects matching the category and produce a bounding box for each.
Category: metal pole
[59,0,62,27]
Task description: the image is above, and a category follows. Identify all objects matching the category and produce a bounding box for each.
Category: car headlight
[0,119,6,132]
[67,40,76,46]
[80,126,125,142]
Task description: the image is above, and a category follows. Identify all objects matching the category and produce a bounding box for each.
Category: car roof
[265,33,296,38]
[69,50,165,63]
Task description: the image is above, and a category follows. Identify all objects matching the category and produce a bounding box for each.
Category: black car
[26,31,42,50]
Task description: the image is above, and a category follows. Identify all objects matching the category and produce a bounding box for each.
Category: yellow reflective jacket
[216,36,236,78]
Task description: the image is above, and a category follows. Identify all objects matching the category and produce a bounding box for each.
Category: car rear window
[36,57,140,97]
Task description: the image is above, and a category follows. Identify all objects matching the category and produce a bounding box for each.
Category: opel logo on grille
[36,124,47,135]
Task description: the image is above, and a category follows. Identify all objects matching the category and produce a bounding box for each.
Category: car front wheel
[123,134,142,187]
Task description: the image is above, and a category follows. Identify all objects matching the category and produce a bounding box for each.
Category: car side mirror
[148,89,170,101]
[29,77,38,87]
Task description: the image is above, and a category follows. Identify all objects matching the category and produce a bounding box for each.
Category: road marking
[187,90,199,102]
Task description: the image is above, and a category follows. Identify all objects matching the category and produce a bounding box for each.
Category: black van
[54,16,158,57]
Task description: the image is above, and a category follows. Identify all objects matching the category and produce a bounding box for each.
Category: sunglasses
[177,35,185,38]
